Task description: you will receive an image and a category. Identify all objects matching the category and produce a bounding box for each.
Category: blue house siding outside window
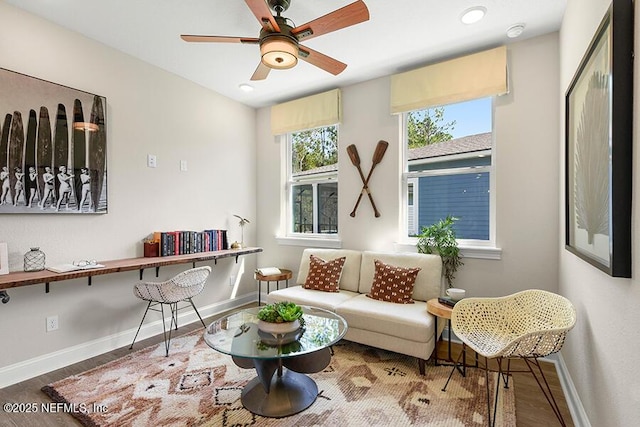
[417,172,490,240]
[404,97,493,242]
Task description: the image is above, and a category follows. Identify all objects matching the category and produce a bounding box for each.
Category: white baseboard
[0,293,256,389]
[553,352,591,427]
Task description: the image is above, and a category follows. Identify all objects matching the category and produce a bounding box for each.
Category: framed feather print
[565,0,633,277]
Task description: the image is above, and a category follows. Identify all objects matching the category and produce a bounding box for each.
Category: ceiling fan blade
[181,35,259,44]
[251,62,271,81]
[298,45,347,76]
[292,0,369,42]
[245,0,281,33]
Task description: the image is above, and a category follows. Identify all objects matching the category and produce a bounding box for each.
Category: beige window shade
[390,46,508,114]
[271,88,342,135]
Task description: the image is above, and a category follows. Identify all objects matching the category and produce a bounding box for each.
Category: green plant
[257,301,304,323]
[416,215,463,287]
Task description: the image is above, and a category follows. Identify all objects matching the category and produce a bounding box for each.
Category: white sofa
[266,248,444,374]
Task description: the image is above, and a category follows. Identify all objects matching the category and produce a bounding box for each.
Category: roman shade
[271,88,342,135]
[390,46,508,114]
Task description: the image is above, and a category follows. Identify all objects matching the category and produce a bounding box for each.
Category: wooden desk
[0,247,263,304]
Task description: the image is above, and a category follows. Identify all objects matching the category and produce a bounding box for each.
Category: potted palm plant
[416,215,463,288]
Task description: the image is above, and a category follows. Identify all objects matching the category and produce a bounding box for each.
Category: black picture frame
[0,68,107,214]
[565,1,633,278]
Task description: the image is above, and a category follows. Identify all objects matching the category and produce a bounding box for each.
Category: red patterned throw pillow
[367,259,421,304]
[303,255,346,292]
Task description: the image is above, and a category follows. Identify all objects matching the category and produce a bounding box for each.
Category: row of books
[153,230,229,257]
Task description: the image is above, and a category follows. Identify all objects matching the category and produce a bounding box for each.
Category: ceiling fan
[180,0,370,81]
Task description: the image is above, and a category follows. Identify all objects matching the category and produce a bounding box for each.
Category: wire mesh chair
[130,266,211,356]
[443,289,576,427]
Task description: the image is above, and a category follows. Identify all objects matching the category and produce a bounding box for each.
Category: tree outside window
[289,125,338,235]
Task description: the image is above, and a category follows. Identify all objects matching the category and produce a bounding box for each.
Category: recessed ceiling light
[460,6,487,24]
[506,24,526,38]
[238,83,254,92]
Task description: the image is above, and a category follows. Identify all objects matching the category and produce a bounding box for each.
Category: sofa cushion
[297,249,362,293]
[303,255,346,292]
[367,259,421,304]
[359,251,442,302]
[336,294,433,343]
[266,285,359,312]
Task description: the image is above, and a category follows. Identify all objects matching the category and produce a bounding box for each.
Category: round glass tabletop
[204,305,347,360]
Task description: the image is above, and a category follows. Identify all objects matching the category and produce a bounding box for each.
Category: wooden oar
[357,140,388,217]
[347,144,374,217]
[348,140,388,217]
[346,144,367,184]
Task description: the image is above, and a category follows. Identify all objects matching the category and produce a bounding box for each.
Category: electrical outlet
[180,160,188,172]
[147,154,157,168]
[229,276,235,287]
[46,315,59,332]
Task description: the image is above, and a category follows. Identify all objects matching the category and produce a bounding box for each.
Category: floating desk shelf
[0,247,262,305]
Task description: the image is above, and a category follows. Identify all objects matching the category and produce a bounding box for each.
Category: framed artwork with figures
[0,68,107,214]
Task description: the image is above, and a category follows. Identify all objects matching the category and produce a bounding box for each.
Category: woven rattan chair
[130,266,211,356]
[443,289,576,427]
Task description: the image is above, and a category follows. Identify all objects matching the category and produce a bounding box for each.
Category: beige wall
[5,7,620,424]
[256,33,560,300]
[0,3,258,383]
[559,1,640,426]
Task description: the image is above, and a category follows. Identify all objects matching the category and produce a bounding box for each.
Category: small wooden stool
[254,269,292,305]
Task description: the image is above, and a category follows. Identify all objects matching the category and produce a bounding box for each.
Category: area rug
[42,329,516,426]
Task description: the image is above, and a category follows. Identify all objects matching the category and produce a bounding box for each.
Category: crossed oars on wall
[347,140,389,217]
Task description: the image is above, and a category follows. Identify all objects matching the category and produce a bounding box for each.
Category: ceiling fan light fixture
[260,36,298,69]
[460,6,487,24]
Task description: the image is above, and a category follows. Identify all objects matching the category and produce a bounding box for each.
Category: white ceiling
[6,0,566,108]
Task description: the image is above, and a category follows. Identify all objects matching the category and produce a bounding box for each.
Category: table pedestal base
[241,369,318,418]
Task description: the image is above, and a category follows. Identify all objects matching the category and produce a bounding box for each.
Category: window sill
[393,242,502,260]
[276,236,343,249]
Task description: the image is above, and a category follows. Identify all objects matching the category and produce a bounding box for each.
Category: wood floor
[434,343,574,427]
[0,306,574,427]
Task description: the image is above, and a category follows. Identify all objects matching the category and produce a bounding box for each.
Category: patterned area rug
[42,329,516,426]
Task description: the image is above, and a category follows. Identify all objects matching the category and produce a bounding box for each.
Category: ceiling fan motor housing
[259,16,299,69]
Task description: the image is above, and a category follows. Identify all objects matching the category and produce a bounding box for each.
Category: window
[403,97,493,243]
[287,125,338,235]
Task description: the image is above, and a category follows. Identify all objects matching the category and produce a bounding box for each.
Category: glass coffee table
[204,306,347,418]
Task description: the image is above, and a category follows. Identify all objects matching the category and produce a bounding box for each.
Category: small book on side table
[255,267,281,276]
[438,297,457,308]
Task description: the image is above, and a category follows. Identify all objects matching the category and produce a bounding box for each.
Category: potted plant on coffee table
[257,301,304,334]
[416,215,463,288]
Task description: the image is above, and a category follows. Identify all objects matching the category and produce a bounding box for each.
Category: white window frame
[407,177,419,236]
[276,129,341,248]
[399,101,501,259]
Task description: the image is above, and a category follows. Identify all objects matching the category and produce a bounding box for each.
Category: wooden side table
[427,298,467,376]
[254,269,292,305]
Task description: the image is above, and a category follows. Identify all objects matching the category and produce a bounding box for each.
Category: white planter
[257,319,300,335]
